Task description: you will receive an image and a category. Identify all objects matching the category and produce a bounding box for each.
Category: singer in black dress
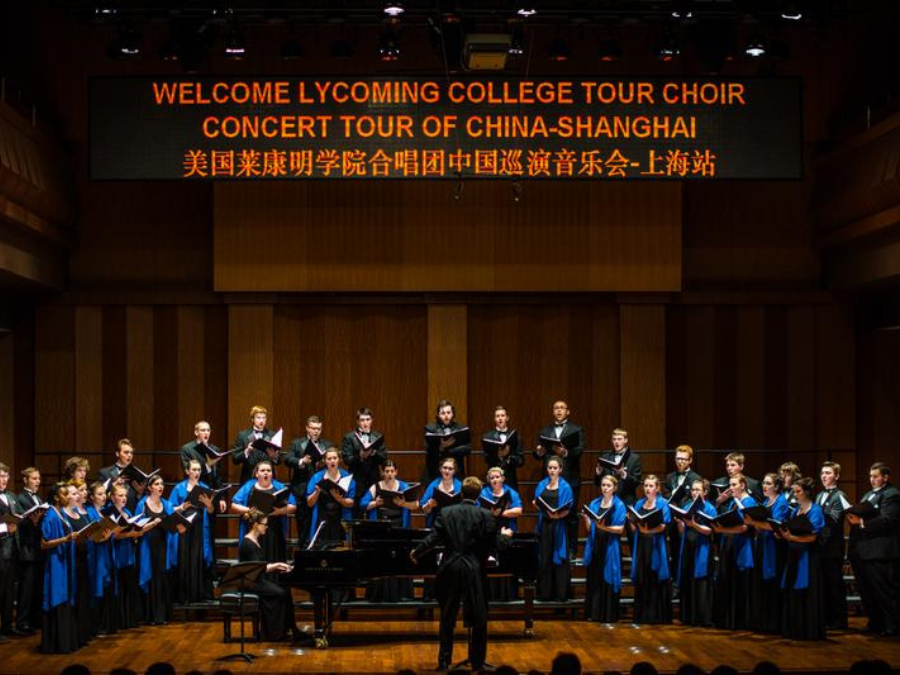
[238,510,298,642]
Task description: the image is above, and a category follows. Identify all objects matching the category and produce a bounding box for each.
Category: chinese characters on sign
[89,77,801,180]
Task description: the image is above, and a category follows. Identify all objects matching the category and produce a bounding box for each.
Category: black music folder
[159,509,199,534]
[582,504,611,525]
[251,428,284,451]
[122,464,161,484]
[596,450,630,470]
[479,491,512,512]
[425,426,471,446]
[695,508,744,529]
[196,442,229,459]
[669,497,705,520]
[538,432,579,451]
[626,505,664,529]
[741,505,771,521]
[248,487,291,513]
[317,475,354,497]
[481,430,517,448]
[376,482,421,503]
[535,494,571,516]
[431,488,462,509]
[188,484,233,508]
[845,501,878,519]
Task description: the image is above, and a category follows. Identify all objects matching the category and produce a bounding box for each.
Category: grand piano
[285,520,539,648]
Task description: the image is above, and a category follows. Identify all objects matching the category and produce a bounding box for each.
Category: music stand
[217,561,267,663]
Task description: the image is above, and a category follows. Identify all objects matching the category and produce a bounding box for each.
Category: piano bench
[220,592,261,643]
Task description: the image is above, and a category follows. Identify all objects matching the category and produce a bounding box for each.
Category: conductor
[411,476,513,672]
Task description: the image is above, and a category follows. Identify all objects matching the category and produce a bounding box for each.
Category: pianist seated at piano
[359,459,416,601]
[238,509,301,642]
[306,448,356,549]
[231,461,296,565]
[480,466,524,601]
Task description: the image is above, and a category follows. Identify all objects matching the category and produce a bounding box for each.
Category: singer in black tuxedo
[816,461,849,630]
[534,401,584,559]
[424,400,471,483]
[411,477,512,672]
[341,407,387,518]
[98,439,144,513]
[231,406,277,486]
[595,430,642,506]
[285,416,332,547]
[14,468,44,633]
[180,421,225,490]
[480,406,523,491]
[847,462,900,637]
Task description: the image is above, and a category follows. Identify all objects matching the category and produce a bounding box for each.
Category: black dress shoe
[7,626,30,637]
[879,628,899,637]
[859,625,881,634]
[15,624,34,635]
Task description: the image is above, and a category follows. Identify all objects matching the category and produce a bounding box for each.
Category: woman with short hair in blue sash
[85,481,117,636]
[677,478,717,626]
[582,474,626,622]
[40,482,78,654]
[419,457,462,528]
[480,466,524,601]
[780,476,827,640]
[233,460,297,562]
[169,459,215,603]
[711,473,756,630]
[630,474,672,624]
[136,475,178,625]
[746,472,790,633]
[534,456,573,602]
[306,449,354,548]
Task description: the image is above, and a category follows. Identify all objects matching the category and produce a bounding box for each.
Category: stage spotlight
[378,29,401,61]
[517,6,537,18]
[109,25,141,59]
[744,33,766,57]
[655,28,680,61]
[508,26,524,56]
[598,38,622,62]
[781,2,803,21]
[281,38,303,60]
[384,2,404,18]
[670,0,693,20]
[223,20,245,59]
[548,36,569,62]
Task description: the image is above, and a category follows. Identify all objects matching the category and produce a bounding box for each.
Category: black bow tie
[555,423,565,428]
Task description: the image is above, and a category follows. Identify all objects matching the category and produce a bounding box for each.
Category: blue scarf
[582,495,626,592]
[534,477,573,566]
[630,497,672,583]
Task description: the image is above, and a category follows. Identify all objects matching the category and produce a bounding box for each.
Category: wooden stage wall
[12,296,865,502]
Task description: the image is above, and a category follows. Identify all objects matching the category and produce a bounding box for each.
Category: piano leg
[522,582,535,638]
[312,588,332,649]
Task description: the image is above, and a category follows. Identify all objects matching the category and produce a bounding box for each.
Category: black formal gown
[239,538,295,641]
[678,527,712,626]
[782,540,826,640]
[749,530,786,633]
[365,501,413,602]
[66,511,95,647]
[175,509,210,603]
[536,488,570,602]
[142,504,173,624]
[631,505,672,625]
[585,529,620,623]
[712,533,752,630]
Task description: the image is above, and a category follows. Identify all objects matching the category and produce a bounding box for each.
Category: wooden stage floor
[0,616,897,674]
